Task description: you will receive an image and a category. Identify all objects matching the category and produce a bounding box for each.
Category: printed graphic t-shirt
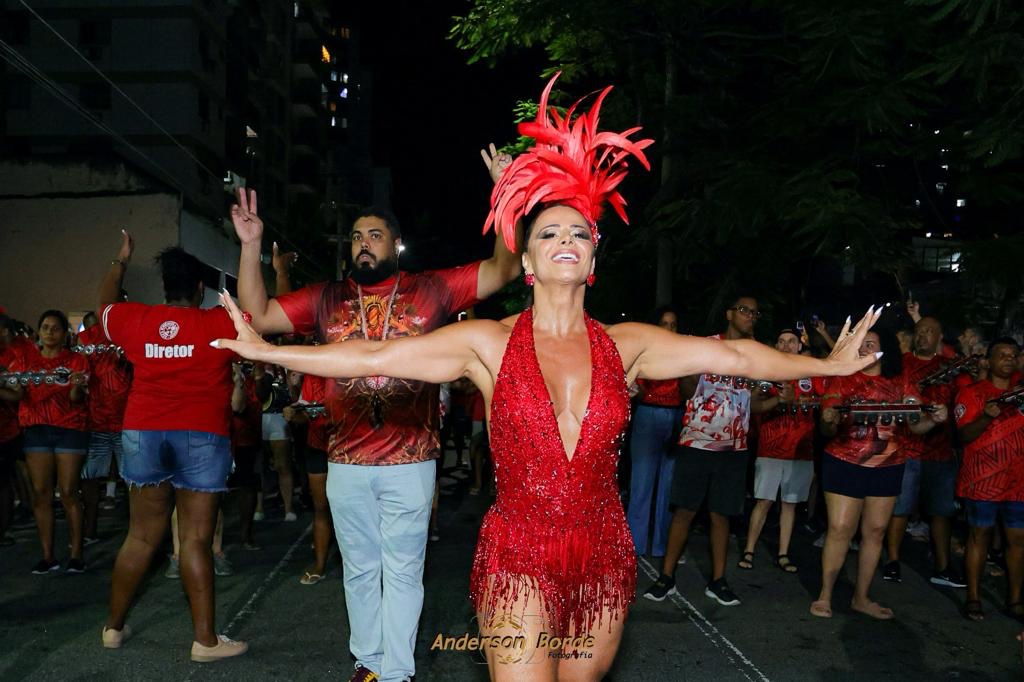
[10,349,89,431]
[0,337,36,442]
[275,264,480,465]
[901,352,954,462]
[102,303,236,436]
[678,335,751,452]
[821,372,920,468]
[78,324,132,433]
[757,378,820,461]
[954,380,1024,502]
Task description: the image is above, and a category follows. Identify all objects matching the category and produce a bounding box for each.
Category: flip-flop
[963,599,984,621]
[737,551,754,570]
[300,571,325,585]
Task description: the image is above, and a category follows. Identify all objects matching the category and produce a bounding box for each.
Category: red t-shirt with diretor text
[275,265,480,466]
[102,303,236,437]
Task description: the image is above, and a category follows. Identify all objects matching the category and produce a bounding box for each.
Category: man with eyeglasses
[644,296,774,607]
[954,337,1024,622]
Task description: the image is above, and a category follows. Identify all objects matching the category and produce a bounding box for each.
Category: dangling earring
[524,273,535,287]
[586,274,596,287]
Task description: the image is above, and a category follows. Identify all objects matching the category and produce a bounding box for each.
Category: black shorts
[305,447,328,476]
[23,425,89,454]
[228,444,261,489]
[821,453,904,499]
[670,446,749,517]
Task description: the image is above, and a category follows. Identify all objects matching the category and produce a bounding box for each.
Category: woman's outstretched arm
[615,306,884,382]
[212,291,493,384]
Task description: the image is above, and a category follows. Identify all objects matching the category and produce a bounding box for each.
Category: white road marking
[637,555,771,682]
[223,523,312,637]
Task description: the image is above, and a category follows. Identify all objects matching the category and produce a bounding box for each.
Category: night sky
[351,2,546,269]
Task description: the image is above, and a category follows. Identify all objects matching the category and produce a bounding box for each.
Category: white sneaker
[252,511,265,522]
[284,512,298,522]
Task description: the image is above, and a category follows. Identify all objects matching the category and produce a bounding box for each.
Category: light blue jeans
[327,460,435,682]
[627,405,681,556]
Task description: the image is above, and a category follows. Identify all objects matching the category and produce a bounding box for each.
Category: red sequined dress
[469,309,635,635]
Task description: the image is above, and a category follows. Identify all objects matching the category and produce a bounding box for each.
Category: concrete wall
[0,192,180,324]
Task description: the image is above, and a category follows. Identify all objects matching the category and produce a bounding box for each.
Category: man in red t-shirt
[741,329,820,574]
[98,235,247,662]
[78,312,133,544]
[884,316,965,588]
[954,337,1024,621]
[230,174,520,682]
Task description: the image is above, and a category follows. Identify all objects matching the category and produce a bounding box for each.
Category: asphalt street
[1,456,1022,681]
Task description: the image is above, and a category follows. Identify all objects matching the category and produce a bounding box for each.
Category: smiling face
[522,205,596,287]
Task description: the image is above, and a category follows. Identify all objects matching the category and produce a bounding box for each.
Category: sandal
[737,551,754,570]
[300,571,325,585]
[775,555,798,573]
[963,599,984,622]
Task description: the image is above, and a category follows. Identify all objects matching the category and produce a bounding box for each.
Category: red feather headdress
[483,73,654,252]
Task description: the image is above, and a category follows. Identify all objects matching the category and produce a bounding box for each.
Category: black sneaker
[66,558,87,574]
[31,559,60,575]
[882,560,901,583]
[930,569,966,588]
[705,578,741,606]
[642,574,678,602]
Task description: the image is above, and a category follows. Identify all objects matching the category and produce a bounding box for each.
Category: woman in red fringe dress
[213,75,884,681]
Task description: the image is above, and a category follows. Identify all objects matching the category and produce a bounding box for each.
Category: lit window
[956,199,966,207]
[933,129,940,135]
[341,117,348,128]
[331,116,337,127]
[940,164,949,170]
[294,2,299,17]
[321,45,331,63]
[914,199,921,207]
[925,232,932,238]
[329,102,337,112]
[340,88,348,99]
[935,182,946,194]
[330,71,338,82]
[342,73,349,84]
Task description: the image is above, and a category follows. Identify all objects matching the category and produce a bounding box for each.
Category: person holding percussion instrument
[810,329,948,619]
[0,309,89,574]
[955,337,1024,622]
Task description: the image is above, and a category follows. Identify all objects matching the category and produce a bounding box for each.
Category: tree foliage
[452,0,1024,334]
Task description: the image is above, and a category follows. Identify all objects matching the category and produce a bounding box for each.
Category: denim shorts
[22,425,89,455]
[964,499,1024,529]
[893,457,957,518]
[121,430,232,493]
[82,431,122,479]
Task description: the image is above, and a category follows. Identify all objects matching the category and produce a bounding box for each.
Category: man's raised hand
[480,142,513,185]
[230,188,263,244]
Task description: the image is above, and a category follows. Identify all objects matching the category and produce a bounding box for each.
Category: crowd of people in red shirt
[637,296,1024,627]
